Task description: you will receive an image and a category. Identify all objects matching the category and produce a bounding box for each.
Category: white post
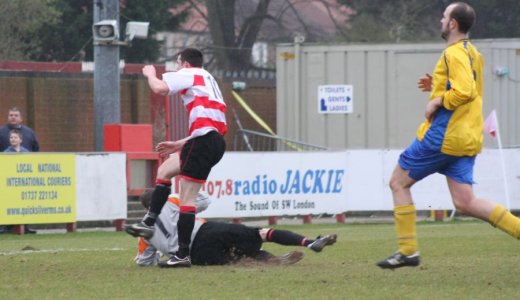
[494,116,511,210]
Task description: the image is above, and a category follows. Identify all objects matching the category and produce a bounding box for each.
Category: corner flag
[483,109,510,210]
[483,110,498,138]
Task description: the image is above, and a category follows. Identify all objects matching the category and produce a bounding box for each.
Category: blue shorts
[398,139,476,184]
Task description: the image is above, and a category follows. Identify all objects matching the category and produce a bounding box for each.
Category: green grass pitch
[1,220,519,299]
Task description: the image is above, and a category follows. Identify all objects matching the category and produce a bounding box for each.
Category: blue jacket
[0,124,39,152]
[4,146,30,153]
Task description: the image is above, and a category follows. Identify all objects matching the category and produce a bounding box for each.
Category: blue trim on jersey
[421,107,453,151]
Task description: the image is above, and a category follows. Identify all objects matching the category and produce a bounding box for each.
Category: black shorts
[190,222,262,265]
[180,131,226,181]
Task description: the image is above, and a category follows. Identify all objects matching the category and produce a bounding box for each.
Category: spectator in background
[0,107,39,234]
[3,129,30,153]
[0,107,39,152]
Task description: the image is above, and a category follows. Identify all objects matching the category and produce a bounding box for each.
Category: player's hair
[139,189,154,209]
[450,2,475,33]
[179,48,203,68]
[9,129,22,139]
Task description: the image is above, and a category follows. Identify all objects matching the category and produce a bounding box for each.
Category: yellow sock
[488,205,520,239]
[394,204,418,255]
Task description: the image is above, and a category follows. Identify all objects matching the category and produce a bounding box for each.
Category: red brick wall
[0,72,151,152]
[0,72,276,152]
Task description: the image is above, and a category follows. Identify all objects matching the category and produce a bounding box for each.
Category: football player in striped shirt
[125,48,227,268]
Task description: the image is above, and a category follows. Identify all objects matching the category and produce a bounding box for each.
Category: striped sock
[145,179,172,226]
[265,229,309,246]
[177,205,196,258]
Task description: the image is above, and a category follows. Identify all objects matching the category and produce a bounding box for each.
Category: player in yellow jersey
[377,2,520,269]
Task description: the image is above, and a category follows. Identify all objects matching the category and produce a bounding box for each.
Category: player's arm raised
[142,65,169,95]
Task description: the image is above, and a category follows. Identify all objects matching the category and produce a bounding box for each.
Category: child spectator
[3,129,29,153]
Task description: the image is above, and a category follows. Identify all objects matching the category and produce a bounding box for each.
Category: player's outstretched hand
[156,140,183,158]
[417,73,433,92]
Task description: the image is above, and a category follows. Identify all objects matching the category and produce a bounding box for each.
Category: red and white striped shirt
[163,67,227,138]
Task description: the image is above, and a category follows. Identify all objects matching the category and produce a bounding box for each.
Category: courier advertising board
[0,154,76,224]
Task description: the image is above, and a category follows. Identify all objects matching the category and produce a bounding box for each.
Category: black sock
[144,183,171,226]
[177,208,196,258]
[266,229,312,246]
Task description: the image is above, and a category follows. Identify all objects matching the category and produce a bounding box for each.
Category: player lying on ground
[129,189,337,267]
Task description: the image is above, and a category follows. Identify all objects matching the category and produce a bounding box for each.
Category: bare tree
[181,0,350,71]
[205,0,272,70]
[336,0,442,43]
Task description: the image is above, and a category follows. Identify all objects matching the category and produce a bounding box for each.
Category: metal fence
[233,129,328,152]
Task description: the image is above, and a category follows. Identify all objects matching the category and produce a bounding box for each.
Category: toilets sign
[318,85,353,114]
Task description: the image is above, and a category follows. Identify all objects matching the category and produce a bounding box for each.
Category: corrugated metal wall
[276,39,520,149]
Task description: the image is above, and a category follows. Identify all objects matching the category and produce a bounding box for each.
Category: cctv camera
[93,20,119,43]
[125,22,149,41]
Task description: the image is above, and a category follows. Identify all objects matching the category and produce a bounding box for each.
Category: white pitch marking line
[0,247,128,256]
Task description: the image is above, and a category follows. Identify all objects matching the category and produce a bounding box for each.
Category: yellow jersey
[416,39,483,156]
